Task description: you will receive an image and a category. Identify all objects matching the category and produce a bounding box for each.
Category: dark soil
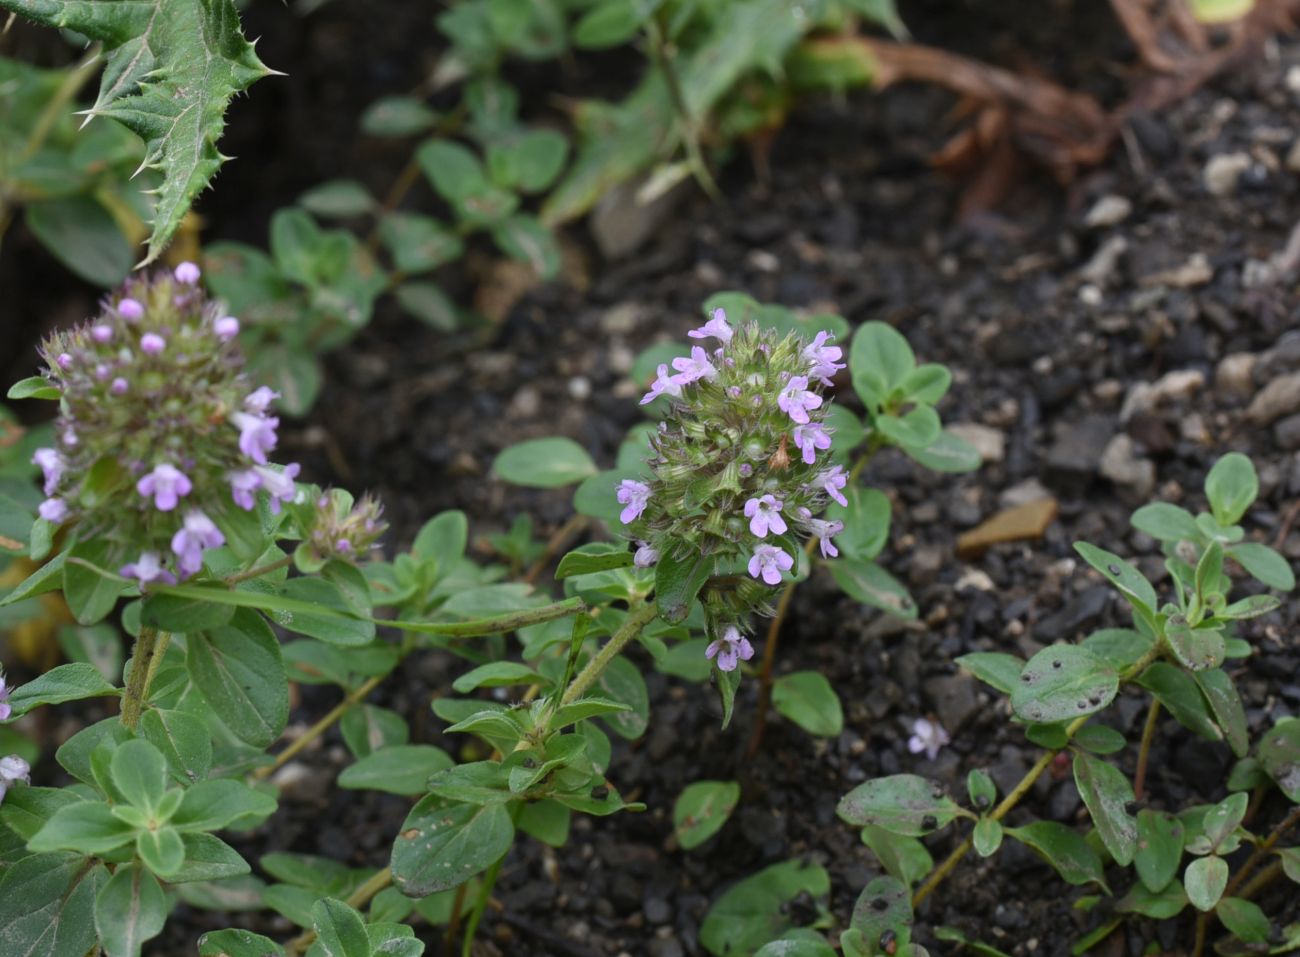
[6,2,1300,956]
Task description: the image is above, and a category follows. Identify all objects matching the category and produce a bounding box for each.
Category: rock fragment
[956,499,1059,557]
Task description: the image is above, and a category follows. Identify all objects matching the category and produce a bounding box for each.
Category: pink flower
[118,298,144,320]
[111,378,128,395]
[806,517,844,559]
[777,375,822,425]
[244,386,280,413]
[815,465,849,507]
[254,463,299,513]
[120,551,175,585]
[229,469,261,510]
[32,447,65,495]
[174,261,201,284]
[616,479,651,524]
[38,498,68,523]
[91,324,113,343]
[793,423,832,464]
[171,510,225,577]
[215,316,240,341]
[743,494,786,537]
[634,542,659,567]
[669,346,717,386]
[688,308,733,344]
[639,364,682,405]
[706,625,754,672]
[748,544,794,585]
[231,411,279,464]
[136,463,192,511]
[57,353,72,370]
[0,673,13,721]
[803,331,845,385]
[141,333,165,355]
[908,718,950,761]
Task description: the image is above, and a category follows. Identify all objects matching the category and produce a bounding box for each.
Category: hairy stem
[250,673,385,782]
[223,555,294,586]
[120,628,170,730]
[562,601,659,705]
[286,866,393,955]
[1133,698,1161,800]
[393,597,587,639]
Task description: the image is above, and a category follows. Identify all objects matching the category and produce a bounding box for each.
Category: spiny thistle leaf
[0,0,275,264]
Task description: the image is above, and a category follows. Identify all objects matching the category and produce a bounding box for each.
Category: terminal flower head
[706,625,754,672]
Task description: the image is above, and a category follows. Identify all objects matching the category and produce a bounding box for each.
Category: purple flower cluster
[0,672,12,721]
[30,263,304,585]
[620,307,852,671]
[300,489,388,566]
[0,754,30,806]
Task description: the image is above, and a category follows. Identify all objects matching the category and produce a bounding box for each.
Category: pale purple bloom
[0,674,12,721]
[137,463,192,511]
[688,308,733,344]
[120,551,174,585]
[94,363,110,380]
[38,498,68,523]
[616,479,651,524]
[743,494,787,538]
[634,541,659,567]
[57,353,72,370]
[254,463,300,514]
[111,377,128,395]
[231,411,279,464]
[706,625,754,672]
[244,386,280,413]
[229,469,261,510]
[793,422,832,464]
[174,261,201,284]
[32,447,64,495]
[669,346,717,386]
[61,428,77,447]
[91,324,113,344]
[0,754,31,805]
[639,363,682,405]
[215,316,240,341]
[335,539,352,554]
[815,465,849,507]
[739,463,753,478]
[118,298,144,320]
[727,385,742,398]
[803,331,845,385]
[807,517,844,559]
[777,375,822,425]
[748,544,794,585]
[140,333,165,355]
[908,718,950,761]
[171,510,225,577]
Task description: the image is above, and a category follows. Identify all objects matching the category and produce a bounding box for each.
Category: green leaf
[298,179,375,219]
[198,930,286,957]
[1227,542,1296,591]
[140,591,235,632]
[30,800,135,855]
[1193,669,1249,758]
[1005,821,1108,890]
[26,196,132,286]
[64,539,127,624]
[955,652,1024,696]
[903,428,982,473]
[556,547,634,579]
[1137,662,1223,744]
[312,898,370,957]
[174,779,276,832]
[378,213,463,273]
[771,671,842,737]
[875,406,941,450]
[492,437,597,488]
[338,745,455,796]
[361,96,437,137]
[1117,880,1188,919]
[754,941,836,957]
[412,509,468,567]
[390,796,515,897]
[0,852,105,957]
[573,0,644,48]
[1185,855,1229,911]
[1133,811,1185,894]
[825,486,890,562]
[1130,502,1200,542]
[827,558,916,619]
[245,345,322,416]
[899,363,951,404]
[340,704,408,760]
[452,662,543,693]
[673,780,740,850]
[1216,896,1270,944]
[417,138,517,225]
[136,826,185,877]
[7,0,273,263]
[94,863,165,957]
[0,788,83,842]
[2,662,118,718]
[973,818,1004,858]
[186,609,288,748]
[0,550,67,607]
[858,826,933,888]
[1165,618,1225,672]
[6,375,60,400]
[1011,645,1118,725]
[1073,724,1126,755]
[516,799,570,848]
[486,129,568,193]
[392,281,461,332]
[169,832,250,883]
[1073,752,1137,866]
[1259,718,1300,802]
[276,577,375,646]
[110,739,168,813]
[837,774,961,836]
[654,547,714,623]
[850,321,915,405]
[1205,453,1258,526]
[1278,846,1300,884]
[848,876,912,950]
[138,708,212,785]
[596,655,649,739]
[1073,542,1158,624]
[491,214,561,278]
[1082,627,1156,671]
[699,860,830,957]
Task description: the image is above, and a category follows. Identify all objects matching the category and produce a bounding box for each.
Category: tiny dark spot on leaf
[1107,564,1121,575]
[871,897,889,911]
[921,814,938,830]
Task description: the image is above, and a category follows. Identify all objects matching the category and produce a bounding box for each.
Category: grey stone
[1100,434,1156,497]
[1084,194,1132,228]
[923,673,980,732]
[1215,352,1258,399]
[1247,371,1300,424]
[1046,414,1114,486]
[946,422,1006,463]
[591,177,690,260]
[1276,413,1300,451]
[1204,152,1251,196]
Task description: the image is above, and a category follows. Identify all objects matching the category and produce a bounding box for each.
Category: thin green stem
[562,601,659,705]
[1223,802,1300,900]
[223,555,294,586]
[120,628,169,730]
[392,597,587,639]
[461,835,511,957]
[645,16,720,202]
[250,673,385,782]
[1133,698,1161,800]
